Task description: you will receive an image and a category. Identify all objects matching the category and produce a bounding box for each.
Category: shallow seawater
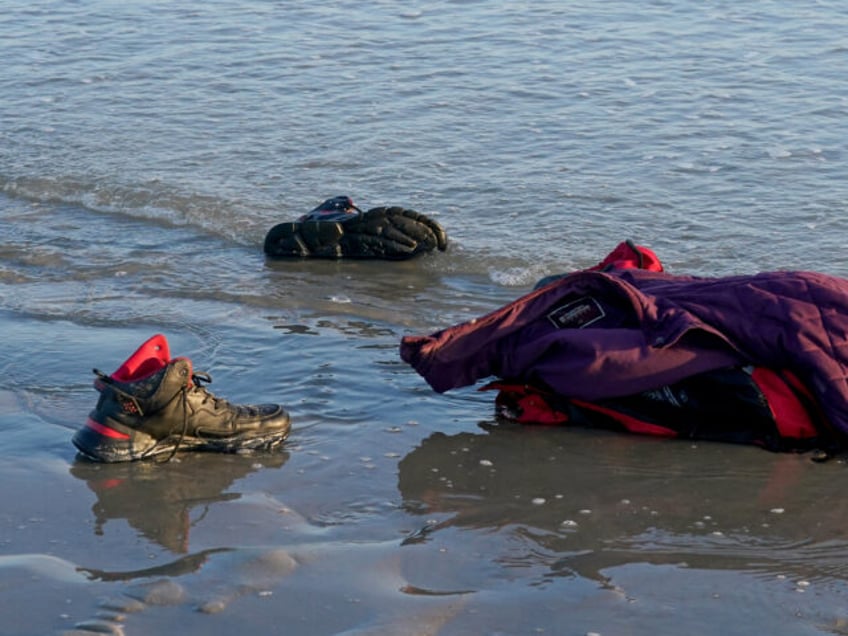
[3,1,848,634]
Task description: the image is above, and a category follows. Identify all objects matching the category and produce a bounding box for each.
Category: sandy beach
[4,1,848,633]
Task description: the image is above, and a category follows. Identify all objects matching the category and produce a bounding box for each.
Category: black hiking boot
[72,334,291,462]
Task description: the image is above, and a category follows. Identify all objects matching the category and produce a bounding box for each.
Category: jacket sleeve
[400,271,744,398]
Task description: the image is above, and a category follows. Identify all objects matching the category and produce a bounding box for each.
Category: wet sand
[3,308,848,636]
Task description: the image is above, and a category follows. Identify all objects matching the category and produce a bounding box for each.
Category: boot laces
[162,371,227,462]
[187,372,229,409]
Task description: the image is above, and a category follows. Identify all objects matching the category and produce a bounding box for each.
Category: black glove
[264,198,448,260]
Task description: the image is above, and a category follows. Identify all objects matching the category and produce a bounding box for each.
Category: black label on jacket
[547,296,606,329]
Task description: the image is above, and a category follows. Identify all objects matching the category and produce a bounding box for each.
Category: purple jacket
[400,269,848,438]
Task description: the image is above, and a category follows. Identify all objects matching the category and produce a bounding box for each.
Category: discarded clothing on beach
[264,196,447,260]
[400,241,848,454]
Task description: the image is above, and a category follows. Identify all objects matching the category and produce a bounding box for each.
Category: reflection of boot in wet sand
[70,451,288,553]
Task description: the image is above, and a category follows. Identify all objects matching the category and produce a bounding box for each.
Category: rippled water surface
[2,1,848,634]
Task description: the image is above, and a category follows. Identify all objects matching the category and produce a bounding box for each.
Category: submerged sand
[3,364,848,636]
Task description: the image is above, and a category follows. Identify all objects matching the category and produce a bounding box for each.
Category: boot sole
[72,417,292,463]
